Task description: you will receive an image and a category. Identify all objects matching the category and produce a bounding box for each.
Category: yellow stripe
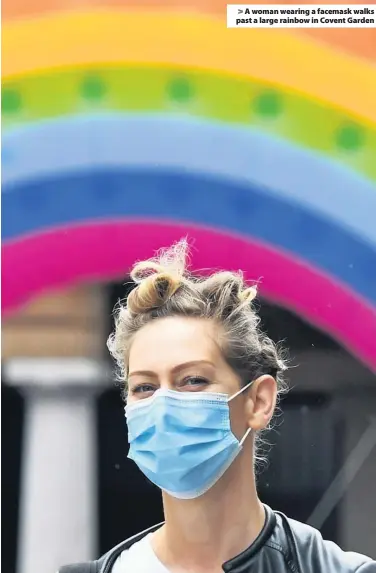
[3,10,376,122]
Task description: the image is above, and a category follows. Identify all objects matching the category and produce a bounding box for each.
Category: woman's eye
[132,384,156,394]
[182,376,209,387]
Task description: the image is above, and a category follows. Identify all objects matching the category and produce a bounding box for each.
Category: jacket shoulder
[59,524,164,573]
[277,514,375,573]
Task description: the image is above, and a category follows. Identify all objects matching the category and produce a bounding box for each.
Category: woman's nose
[158,378,175,391]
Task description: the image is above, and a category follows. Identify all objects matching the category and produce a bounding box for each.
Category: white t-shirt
[112,533,170,573]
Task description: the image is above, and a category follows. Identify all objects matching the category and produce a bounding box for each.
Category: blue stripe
[3,114,376,249]
[3,168,376,305]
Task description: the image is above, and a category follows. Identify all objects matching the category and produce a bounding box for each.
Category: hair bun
[127,264,181,315]
[239,286,258,304]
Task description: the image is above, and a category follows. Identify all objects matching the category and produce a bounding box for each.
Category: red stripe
[3,220,376,370]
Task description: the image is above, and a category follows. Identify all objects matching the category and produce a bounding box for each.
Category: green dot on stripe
[254,91,282,118]
[168,77,193,102]
[81,76,107,101]
[2,89,22,114]
[336,124,364,151]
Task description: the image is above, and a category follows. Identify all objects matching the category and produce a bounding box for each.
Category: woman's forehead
[128,316,223,372]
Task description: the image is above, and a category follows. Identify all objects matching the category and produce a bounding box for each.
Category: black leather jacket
[60,505,375,573]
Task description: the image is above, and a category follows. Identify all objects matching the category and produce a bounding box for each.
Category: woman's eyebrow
[128,360,215,380]
[171,360,215,375]
[127,370,157,381]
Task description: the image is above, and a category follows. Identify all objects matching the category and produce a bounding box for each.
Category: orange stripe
[3,0,376,63]
[3,11,376,124]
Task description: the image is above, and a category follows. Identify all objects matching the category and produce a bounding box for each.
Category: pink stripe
[2,220,376,371]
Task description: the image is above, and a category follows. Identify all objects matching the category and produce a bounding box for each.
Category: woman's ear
[245,375,277,431]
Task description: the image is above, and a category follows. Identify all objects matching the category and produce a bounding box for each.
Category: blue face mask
[125,381,253,499]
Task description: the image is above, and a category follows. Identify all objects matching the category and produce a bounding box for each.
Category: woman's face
[127,316,253,438]
[127,316,242,400]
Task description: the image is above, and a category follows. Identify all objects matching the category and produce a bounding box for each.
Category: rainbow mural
[2,1,376,370]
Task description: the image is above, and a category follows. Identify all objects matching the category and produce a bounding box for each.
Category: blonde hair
[108,239,288,465]
[107,239,288,397]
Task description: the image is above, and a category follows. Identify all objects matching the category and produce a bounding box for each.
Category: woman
[60,240,375,573]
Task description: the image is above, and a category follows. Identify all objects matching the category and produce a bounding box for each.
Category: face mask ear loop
[239,427,252,446]
[227,380,254,403]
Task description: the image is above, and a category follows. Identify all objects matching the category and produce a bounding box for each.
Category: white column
[6,358,109,573]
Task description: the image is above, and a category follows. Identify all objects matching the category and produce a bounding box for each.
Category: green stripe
[2,66,376,181]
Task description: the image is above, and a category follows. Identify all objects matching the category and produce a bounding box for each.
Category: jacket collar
[100,505,276,572]
[222,505,276,572]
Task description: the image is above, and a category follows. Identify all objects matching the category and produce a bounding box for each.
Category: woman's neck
[151,454,265,572]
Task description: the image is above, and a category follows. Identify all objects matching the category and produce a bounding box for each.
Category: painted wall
[3,7,376,571]
[3,2,376,370]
